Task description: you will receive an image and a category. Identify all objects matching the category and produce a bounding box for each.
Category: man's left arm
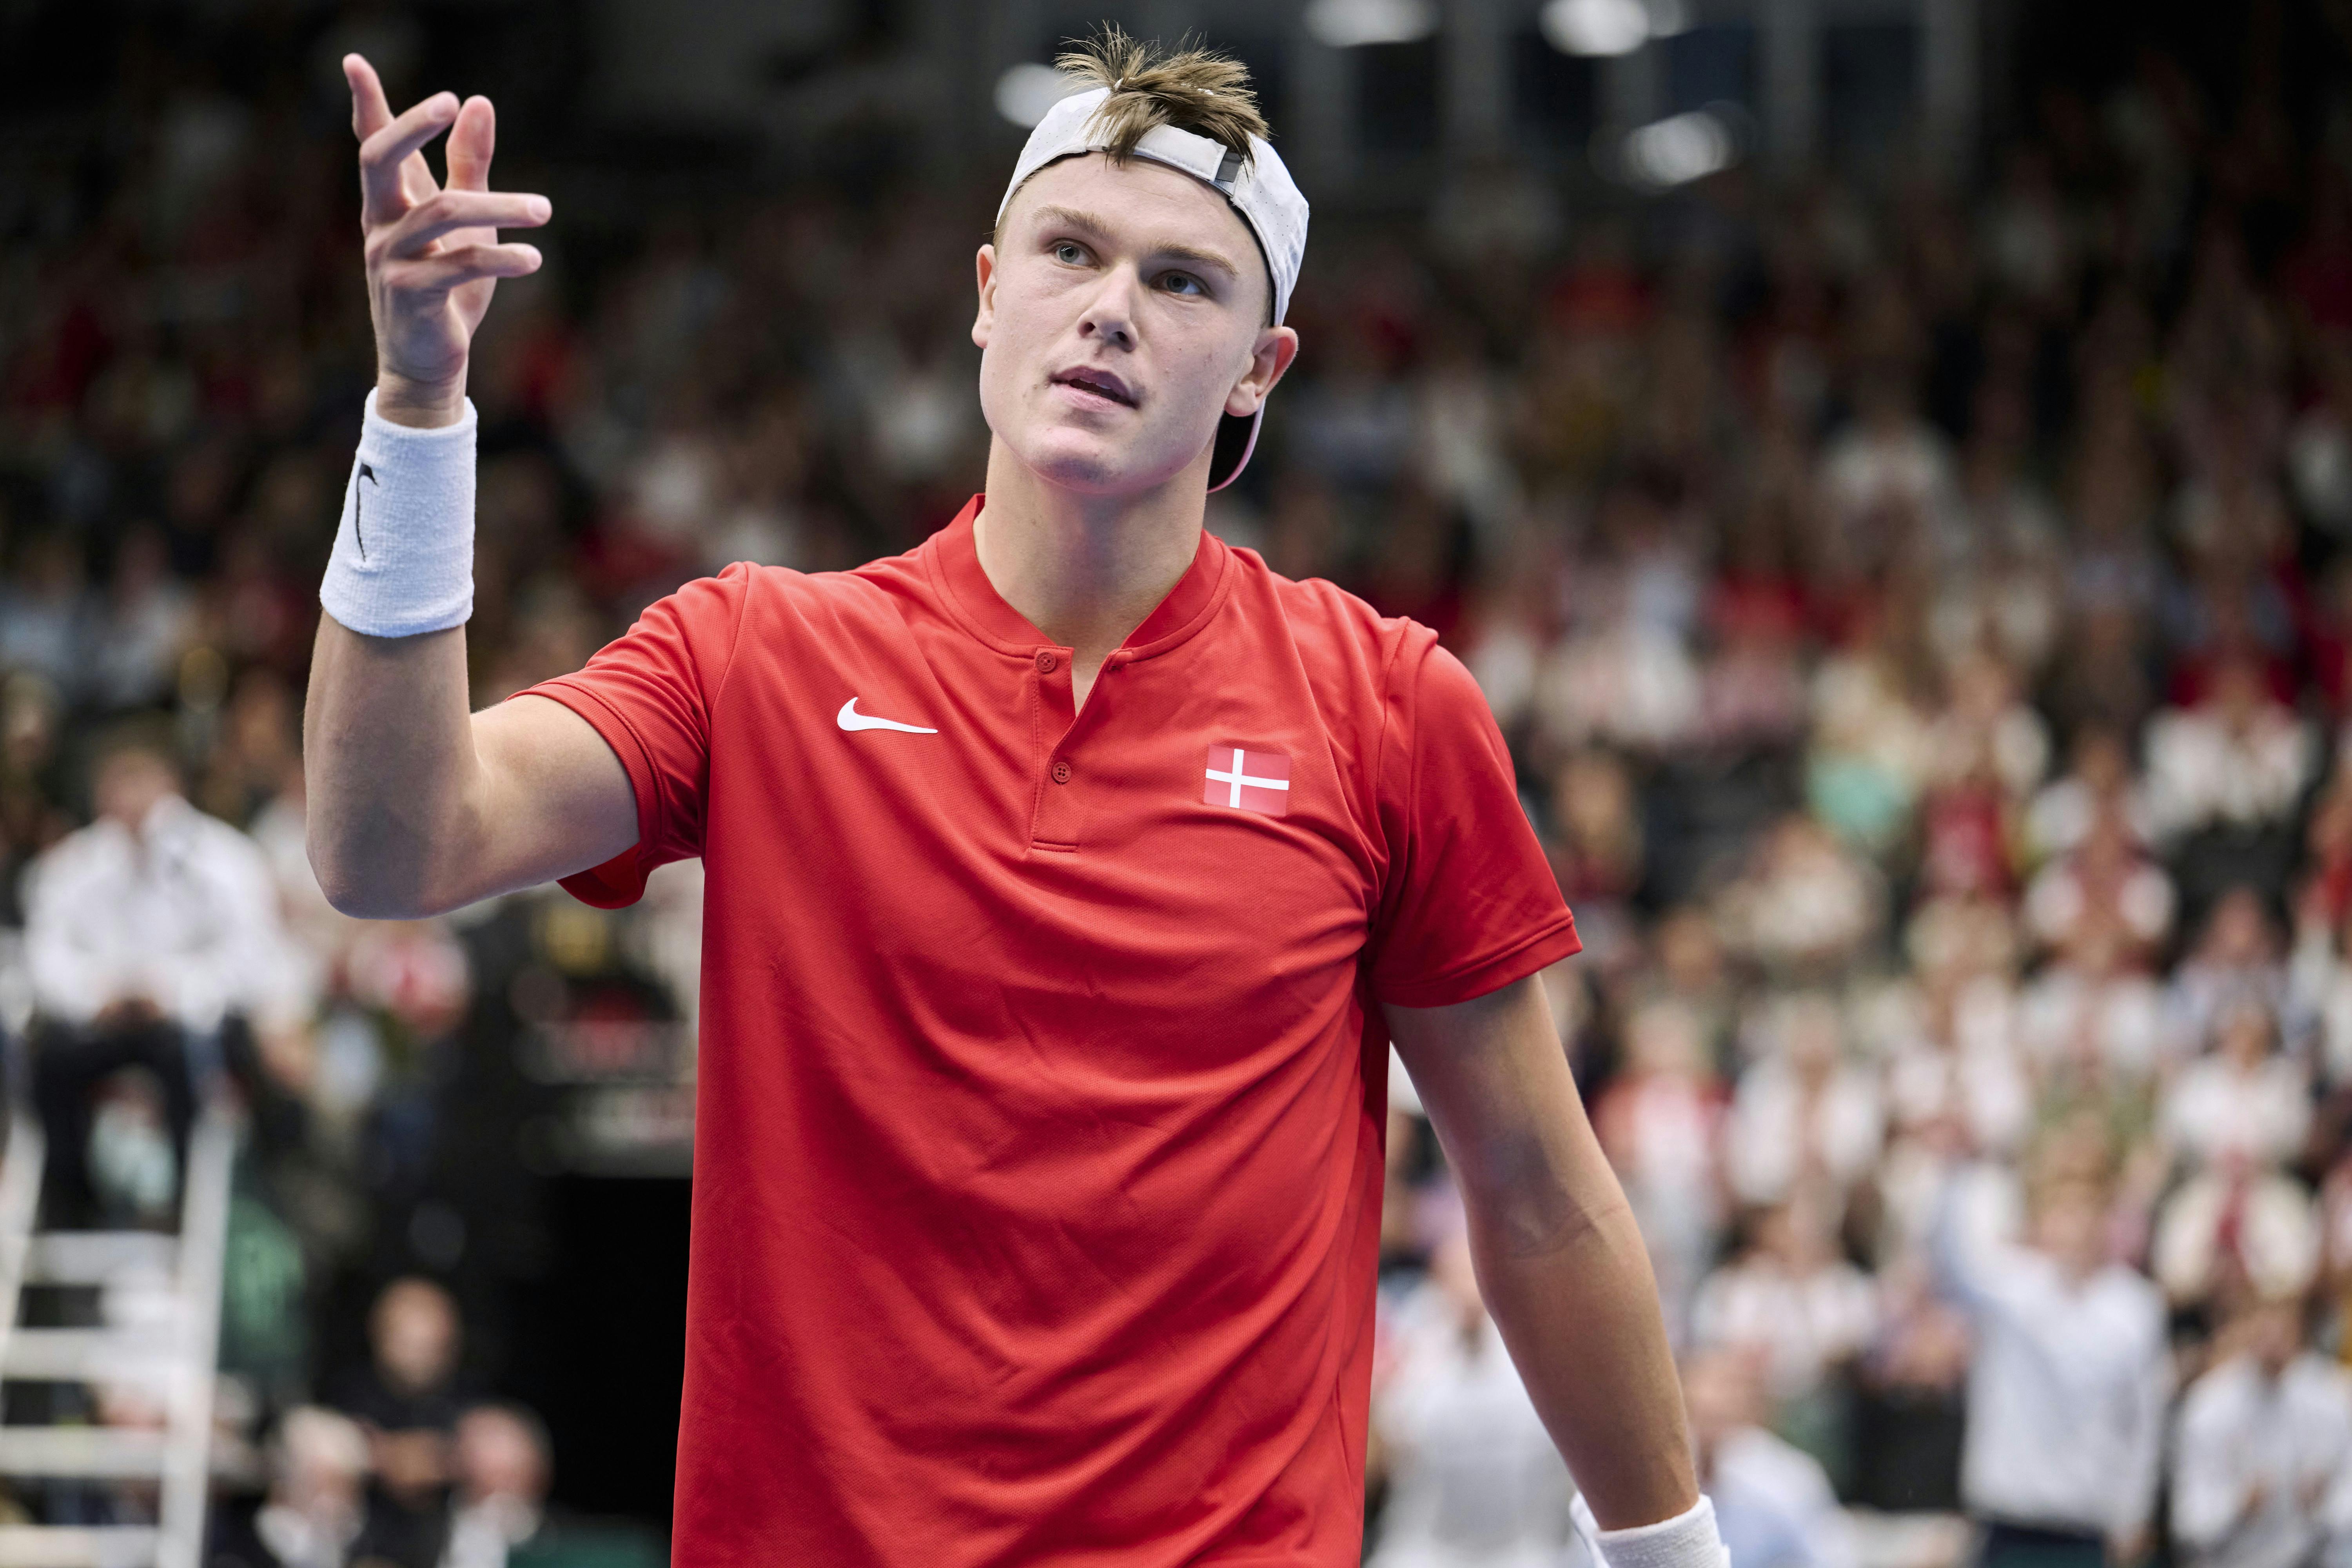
[1385,972,1699,1530]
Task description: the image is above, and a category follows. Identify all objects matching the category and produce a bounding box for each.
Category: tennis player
[307,30,1722,1568]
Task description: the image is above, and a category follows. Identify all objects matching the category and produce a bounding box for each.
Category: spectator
[2143,657,2316,847]
[1690,1196,1878,1484]
[1593,998,1727,1342]
[1367,1230,1577,1568]
[1930,1156,2169,1568]
[2171,1295,2352,1568]
[211,1405,372,1568]
[1681,1348,1858,1568]
[1722,995,1885,1214]
[22,721,307,1222]
[329,1277,469,1568]
[441,1404,559,1568]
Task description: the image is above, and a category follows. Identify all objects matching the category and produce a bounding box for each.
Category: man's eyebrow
[1027,204,1243,281]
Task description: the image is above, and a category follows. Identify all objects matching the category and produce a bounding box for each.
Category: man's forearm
[303,615,484,918]
[1468,1173,1698,1527]
[1387,975,1699,1529]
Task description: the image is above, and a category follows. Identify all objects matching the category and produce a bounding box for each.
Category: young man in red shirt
[307,31,1722,1568]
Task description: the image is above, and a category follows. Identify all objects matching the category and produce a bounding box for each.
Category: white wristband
[319,389,478,638]
[1572,1494,1731,1568]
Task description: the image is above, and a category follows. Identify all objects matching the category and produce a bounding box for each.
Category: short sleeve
[1367,635,1581,1007]
[515,564,754,909]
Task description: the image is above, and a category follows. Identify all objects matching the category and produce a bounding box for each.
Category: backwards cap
[996,83,1310,490]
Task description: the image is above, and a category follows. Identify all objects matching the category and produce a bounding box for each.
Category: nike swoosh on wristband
[837,698,937,734]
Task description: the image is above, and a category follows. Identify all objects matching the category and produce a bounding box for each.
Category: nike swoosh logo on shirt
[837,698,937,734]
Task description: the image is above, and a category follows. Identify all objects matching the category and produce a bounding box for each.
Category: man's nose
[1078,265,1142,349]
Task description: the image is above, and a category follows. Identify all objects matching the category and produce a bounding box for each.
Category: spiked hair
[1054,27,1269,172]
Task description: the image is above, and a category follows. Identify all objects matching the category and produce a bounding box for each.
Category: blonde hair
[992,29,1280,323]
[1055,26,1269,171]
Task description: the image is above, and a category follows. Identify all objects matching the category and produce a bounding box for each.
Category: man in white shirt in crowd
[2172,1293,2352,1568]
[21,722,305,1221]
[1681,1346,1858,1568]
[1930,1152,2169,1568]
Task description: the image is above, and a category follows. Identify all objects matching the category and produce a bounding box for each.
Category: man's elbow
[307,832,443,920]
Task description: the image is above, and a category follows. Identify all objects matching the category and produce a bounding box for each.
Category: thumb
[445,95,496,192]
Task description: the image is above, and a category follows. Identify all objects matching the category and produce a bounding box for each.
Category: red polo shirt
[522,496,1579,1566]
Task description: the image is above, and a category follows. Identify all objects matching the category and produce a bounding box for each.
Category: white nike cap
[997,83,1310,492]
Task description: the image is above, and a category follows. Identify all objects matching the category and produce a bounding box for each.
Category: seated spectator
[2166,887,2312,1066]
[1724,995,1885,1214]
[1879,971,2031,1249]
[2021,809,2175,964]
[1681,1347,1858,1568]
[329,1277,470,1568]
[2162,1000,2313,1174]
[1593,998,1726,1342]
[1543,749,1645,966]
[1714,819,1885,979]
[210,1405,371,1568]
[1925,650,2051,805]
[1531,591,1701,756]
[21,721,308,1223]
[441,1403,564,1568]
[2015,920,2167,1093]
[2171,1294,2352,1568]
[1850,1255,1972,1512]
[1690,1196,1877,1483]
[1931,1153,2169,1568]
[1368,1230,1575,1568]
[1697,578,1809,756]
[2143,657,2316,846]
[1805,625,1932,860]
[2152,1009,2322,1309]
[2023,725,2155,866]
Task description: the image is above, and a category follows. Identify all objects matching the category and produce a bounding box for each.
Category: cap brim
[1207,408,1263,494]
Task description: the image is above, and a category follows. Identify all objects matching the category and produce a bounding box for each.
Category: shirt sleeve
[23,846,109,1026]
[1366,631,1580,1007]
[515,564,755,909]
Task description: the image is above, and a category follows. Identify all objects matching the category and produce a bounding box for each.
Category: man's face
[94,749,176,832]
[975,153,1297,497]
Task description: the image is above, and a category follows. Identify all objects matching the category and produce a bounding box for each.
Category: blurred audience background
[4,0,2352,1562]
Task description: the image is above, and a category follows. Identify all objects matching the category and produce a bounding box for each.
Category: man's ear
[1225,325,1301,418]
[973,243,998,350]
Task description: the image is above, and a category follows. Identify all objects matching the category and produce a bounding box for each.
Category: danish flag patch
[1203,744,1291,817]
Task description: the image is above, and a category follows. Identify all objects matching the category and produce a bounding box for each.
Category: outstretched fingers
[345,54,394,141]
[358,91,461,225]
[390,243,544,298]
[376,190,551,260]
[444,96,497,194]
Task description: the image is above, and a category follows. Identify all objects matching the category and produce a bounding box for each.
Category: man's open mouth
[1050,367,1137,407]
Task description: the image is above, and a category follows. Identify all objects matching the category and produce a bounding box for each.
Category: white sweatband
[319,389,477,638]
[1572,1493,1731,1568]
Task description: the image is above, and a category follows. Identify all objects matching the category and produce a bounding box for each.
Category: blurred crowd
[5,5,2352,1566]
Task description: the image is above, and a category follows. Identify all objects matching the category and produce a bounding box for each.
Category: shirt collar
[925,494,1232,663]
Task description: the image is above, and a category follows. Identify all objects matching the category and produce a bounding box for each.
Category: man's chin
[1016,433,1195,498]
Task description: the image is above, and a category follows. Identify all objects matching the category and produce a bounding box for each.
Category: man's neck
[974,443,1207,702]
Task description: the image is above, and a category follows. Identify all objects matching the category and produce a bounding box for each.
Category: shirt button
[1051,759,1072,784]
[1035,650,1059,674]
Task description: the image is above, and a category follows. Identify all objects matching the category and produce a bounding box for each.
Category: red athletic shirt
[521,495,1580,1566]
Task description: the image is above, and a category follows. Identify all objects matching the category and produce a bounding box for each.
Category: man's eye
[1162,272,1203,296]
[1053,242,1087,265]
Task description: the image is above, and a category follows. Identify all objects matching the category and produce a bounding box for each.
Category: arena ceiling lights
[1541,0,1691,57]
[1302,0,1439,48]
[995,62,1082,128]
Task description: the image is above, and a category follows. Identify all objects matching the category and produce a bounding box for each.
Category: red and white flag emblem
[1203,744,1290,817]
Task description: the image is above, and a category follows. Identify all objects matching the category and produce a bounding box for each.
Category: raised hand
[345,54,550,428]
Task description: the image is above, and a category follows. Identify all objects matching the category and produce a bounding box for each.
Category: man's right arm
[304,624,633,918]
[304,56,635,918]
